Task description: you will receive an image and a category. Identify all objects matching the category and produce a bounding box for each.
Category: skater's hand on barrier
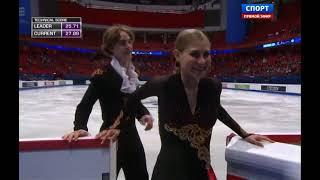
[62,130,90,142]
[139,115,154,131]
[96,129,120,144]
[244,134,275,147]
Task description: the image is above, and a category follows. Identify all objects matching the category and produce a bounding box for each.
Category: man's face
[111,31,133,64]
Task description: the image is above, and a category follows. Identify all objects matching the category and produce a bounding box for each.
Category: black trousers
[116,125,149,180]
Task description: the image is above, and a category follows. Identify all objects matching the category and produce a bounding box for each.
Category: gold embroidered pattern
[91,68,104,77]
[110,110,130,129]
[164,123,212,169]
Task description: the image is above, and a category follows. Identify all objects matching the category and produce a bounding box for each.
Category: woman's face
[111,31,133,64]
[175,40,211,81]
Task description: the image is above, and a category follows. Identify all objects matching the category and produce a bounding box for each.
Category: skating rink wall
[19,80,89,90]
[225,133,301,180]
[19,80,74,90]
[19,134,300,180]
[19,80,301,179]
[19,137,117,180]
[19,80,301,95]
[221,82,300,95]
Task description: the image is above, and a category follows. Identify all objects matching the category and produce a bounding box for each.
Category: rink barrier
[222,82,300,95]
[19,80,80,90]
[19,137,117,180]
[225,133,301,180]
[19,80,301,95]
[139,81,300,95]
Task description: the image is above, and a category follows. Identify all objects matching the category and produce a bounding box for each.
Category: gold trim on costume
[91,68,104,77]
[110,110,130,129]
[164,123,212,169]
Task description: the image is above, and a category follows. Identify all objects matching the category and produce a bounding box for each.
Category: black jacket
[118,73,249,180]
[74,65,150,132]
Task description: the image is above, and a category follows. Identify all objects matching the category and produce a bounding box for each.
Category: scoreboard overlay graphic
[31,17,82,38]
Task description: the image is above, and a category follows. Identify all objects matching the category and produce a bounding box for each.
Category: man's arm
[135,101,154,130]
[135,101,150,120]
[74,79,100,131]
[62,76,101,142]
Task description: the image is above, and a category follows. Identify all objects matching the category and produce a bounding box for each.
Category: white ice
[19,86,301,180]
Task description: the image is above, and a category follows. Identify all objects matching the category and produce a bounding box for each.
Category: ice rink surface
[19,85,301,180]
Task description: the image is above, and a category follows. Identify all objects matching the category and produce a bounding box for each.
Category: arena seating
[19,0,300,84]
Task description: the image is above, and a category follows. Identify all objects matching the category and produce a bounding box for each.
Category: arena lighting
[26,42,169,56]
[26,42,96,53]
[294,36,301,43]
[268,36,301,47]
[24,36,301,55]
[262,36,301,48]
[210,49,240,55]
[132,50,170,56]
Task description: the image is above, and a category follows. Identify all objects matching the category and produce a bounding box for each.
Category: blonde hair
[174,29,210,52]
[174,29,211,73]
[101,25,135,57]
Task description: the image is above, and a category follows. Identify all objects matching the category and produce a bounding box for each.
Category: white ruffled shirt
[110,57,140,94]
[110,57,153,125]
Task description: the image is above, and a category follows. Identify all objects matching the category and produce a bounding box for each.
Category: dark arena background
[19,0,301,180]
